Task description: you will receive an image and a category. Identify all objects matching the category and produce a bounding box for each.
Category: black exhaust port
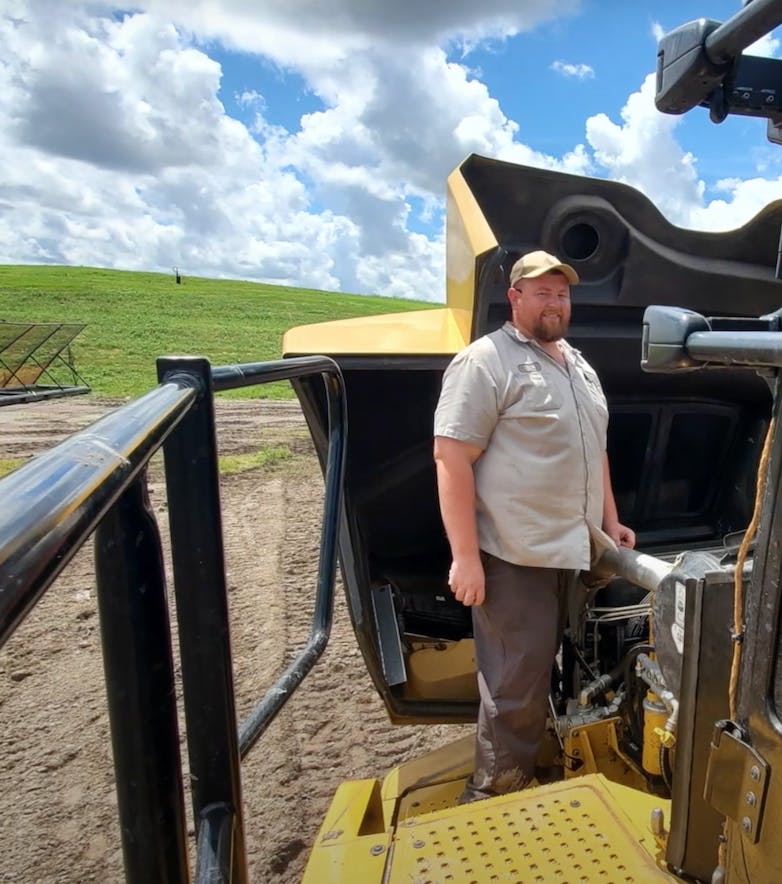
[561,222,600,261]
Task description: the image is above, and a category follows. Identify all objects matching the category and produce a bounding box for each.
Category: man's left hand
[604,520,636,549]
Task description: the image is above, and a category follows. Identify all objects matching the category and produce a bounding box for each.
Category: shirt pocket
[501,362,562,415]
[579,365,608,414]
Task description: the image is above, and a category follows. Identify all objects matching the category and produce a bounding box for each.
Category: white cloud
[357,232,445,302]
[586,73,704,225]
[691,175,782,230]
[237,90,265,109]
[585,71,782,234]
[139,0,580,60]
[0,5,369,290]
[7,12,226,173]
[0,0,588,302]
[746,32,781,58]
[550,60,594,79]
[3,0,782,309]
[138,0,587,302]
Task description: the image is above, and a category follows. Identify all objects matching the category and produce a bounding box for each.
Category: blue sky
[213,1,780,181]
[1,1,782,302]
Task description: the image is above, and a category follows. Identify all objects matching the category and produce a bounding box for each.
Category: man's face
[509,271,571,342]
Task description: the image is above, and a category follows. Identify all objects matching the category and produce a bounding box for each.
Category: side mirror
[641,305,711,372]
[655,19,725,116]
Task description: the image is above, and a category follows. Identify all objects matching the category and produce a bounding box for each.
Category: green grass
[218,445,293,475]
[0,458,25,479]
[1,447,293,480]
[0,265,433,399]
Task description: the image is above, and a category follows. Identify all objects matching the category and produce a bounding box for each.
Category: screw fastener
[741,817,753,833]
[370,845,386,856]
[750,765,761,782]
[745,791,757,807]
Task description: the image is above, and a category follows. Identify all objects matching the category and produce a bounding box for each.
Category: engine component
[652,550,723,698]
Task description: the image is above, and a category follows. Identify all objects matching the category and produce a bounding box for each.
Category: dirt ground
[0,396,467,883]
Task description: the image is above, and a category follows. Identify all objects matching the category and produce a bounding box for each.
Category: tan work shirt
[434,322,609,570]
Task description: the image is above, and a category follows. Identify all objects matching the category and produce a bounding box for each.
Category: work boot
[457,768,535,805]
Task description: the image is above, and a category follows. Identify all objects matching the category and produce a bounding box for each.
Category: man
[433,249,634,804]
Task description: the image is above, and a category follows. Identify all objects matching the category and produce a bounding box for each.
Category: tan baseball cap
[509,250,579,287]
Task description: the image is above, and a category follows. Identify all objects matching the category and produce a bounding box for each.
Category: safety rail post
[156,357,248,884]
[94,476,190,884]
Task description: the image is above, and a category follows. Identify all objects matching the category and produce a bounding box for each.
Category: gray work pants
[462,552,576,803]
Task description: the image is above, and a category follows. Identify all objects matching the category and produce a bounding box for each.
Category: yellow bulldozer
[281,4,782,881]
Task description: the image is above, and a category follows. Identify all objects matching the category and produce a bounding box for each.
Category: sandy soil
[0,396,467,883]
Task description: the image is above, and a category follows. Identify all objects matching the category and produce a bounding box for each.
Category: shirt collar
[503,321,531,344]
[502,321,577,362]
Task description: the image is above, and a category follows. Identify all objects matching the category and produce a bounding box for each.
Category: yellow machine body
[303,737,676,883]
[282,163,488,359]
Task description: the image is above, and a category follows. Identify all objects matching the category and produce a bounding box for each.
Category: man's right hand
[448,555,485,606]
[434,435,485,607]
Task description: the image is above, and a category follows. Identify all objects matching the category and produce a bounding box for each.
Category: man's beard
[532,313,569,342]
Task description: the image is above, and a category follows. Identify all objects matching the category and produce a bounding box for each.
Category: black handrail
[207,356,350,752]
[0,378,199,646]
[0,354,347,884]
[237,360,346,756]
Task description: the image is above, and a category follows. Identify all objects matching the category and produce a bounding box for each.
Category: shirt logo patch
[517,362,541,373]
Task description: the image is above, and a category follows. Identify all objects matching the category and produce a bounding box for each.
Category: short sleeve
[434,348,500,449]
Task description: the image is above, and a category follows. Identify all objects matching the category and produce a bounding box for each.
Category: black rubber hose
[621,643,655,752]
[660,742,674,794]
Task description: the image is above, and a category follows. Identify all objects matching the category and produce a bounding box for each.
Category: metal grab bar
[236,361,346,756]
[0,378,198,646]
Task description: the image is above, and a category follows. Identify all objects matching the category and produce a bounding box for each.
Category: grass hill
[0,265,434,399]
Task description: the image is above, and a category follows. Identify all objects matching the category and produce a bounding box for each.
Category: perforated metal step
[390,777,672,883]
